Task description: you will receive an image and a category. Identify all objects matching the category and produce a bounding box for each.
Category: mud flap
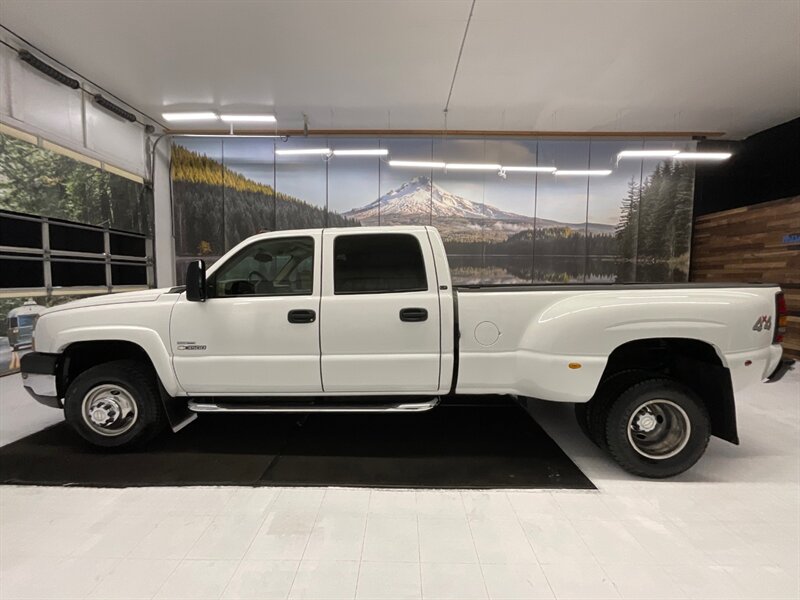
[675,356,738,445]
[157,382,197,433]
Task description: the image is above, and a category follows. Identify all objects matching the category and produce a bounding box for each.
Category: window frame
[332,232,429,296]
[206,235,316,299]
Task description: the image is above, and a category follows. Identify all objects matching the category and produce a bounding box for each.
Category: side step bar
[188,398,440,414]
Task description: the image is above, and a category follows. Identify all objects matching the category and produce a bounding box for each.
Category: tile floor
[0,369,798,599]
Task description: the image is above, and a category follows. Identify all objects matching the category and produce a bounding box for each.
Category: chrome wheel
[81,384,138,437]
[626,399,691,460]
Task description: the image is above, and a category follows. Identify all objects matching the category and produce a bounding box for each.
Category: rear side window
[334,233,428,294]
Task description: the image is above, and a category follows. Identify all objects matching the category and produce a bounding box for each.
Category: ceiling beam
[163,128,724,139]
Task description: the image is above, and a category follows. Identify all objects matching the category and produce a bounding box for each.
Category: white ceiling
[1,0,798,138]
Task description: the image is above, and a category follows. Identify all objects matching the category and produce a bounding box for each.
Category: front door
[319,231,441,392]
[170,234,322,394]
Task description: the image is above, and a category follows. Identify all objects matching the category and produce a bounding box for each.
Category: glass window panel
[0,214,41,249]
[111,263,147,286]
[49,223,104,254]
[0,257,44,288]
[333,233,427,294]
[209,236,314,298]
[51,259,105,287]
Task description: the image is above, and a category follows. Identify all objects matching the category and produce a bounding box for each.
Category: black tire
[585,369,653,449]
[574,402,593,441]
[64,359,166,449]
[604,378,710,478]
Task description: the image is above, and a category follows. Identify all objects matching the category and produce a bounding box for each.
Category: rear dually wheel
[604,378,710,478]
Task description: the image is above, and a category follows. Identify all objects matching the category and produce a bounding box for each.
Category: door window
[333,233,427,294]
[209,236,314,297]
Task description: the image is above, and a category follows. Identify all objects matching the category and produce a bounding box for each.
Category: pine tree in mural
[170,144,359,256]
[616,177,641,261]
[616,161,694,280]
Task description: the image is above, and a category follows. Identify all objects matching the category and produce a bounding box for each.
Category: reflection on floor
[0,373,62,447]
[0,370,798,599]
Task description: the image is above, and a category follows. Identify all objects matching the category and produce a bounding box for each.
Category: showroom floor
[1,370,798,600]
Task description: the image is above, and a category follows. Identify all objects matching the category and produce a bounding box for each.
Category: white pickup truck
[21,226,792,477]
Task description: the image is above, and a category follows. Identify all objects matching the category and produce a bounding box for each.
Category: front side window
[334,233,428,294]
[209,236,314,298]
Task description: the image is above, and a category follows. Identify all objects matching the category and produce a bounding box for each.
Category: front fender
[52,326,182,397]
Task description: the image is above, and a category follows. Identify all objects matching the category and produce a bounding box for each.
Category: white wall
[0,42,147,178]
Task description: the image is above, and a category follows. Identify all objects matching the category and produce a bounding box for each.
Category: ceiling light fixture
[388,160,446,168]
[332,149,389,156]
[501,166,557,173]
[162,112,219,122]
[275,148,332,156]
[554,170,613,176]
[617,150,680,159]
[219,114,277,123]
[445,163,502,171]
[672,152,732,161]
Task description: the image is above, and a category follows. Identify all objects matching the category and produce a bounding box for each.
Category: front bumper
[766,358,795,383]
[20,352,62,408]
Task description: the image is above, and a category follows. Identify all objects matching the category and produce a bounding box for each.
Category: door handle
[399,307,428,322]
[288,309,316,324]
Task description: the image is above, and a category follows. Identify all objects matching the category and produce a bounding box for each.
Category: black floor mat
[0,399,594,489]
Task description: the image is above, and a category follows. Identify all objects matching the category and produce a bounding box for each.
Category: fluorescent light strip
[445,163,502,171]
[275,148,332,156]
[332,149,389,156]
[162,112,218,122]
[389,160,445,168]
[219,114,276,123]
[617,150,680,159]
[554,170,612,176]
[502,166,557,173]
[673,152,732,161]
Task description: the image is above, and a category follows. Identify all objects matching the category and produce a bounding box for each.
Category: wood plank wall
[691,195,800,359]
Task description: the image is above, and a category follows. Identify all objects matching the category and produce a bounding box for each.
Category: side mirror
[185,260,207,302]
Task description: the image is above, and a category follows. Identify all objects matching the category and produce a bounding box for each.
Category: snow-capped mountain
[344,176,523,221]
[343,175,615,235]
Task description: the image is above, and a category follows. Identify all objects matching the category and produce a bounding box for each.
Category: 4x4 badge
[752,315,772,332]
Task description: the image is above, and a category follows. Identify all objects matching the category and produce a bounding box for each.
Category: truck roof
[240,225,431,243]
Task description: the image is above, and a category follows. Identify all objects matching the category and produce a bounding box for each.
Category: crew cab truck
[20,226,792,478]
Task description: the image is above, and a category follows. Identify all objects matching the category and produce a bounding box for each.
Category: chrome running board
[187,398,440,414]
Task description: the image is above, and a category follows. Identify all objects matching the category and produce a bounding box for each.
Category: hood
[43,288,172,315]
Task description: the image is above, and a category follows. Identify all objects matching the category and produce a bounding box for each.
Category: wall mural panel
[171,136,695,285]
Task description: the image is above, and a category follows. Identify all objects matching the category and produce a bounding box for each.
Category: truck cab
[171,227,453,395]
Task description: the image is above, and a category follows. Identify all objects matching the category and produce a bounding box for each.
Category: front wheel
[605,378,710,478]
[64,360,166,449]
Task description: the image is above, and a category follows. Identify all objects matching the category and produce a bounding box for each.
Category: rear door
[320,231,441,392]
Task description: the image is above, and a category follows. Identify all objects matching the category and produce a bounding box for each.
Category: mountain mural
[344,176,615,242]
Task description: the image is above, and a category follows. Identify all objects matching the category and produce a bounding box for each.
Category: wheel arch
[600,337,738,444]
[57,338,193,433]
